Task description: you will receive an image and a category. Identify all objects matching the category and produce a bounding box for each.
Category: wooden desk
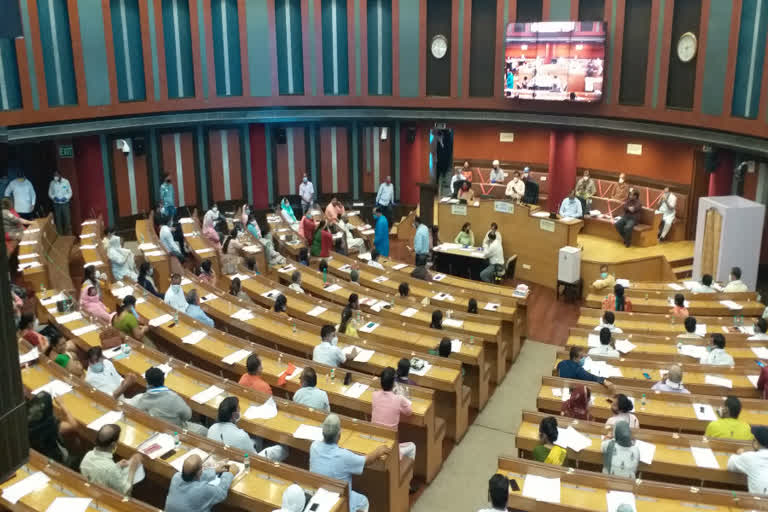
[436,200,582,288]
[537,376,768,434]
[178,215,221,276]
[267,214,304,258]
[79,218,113,283]
[585,293,764,317]
[516,410,749,488]
[19,355,349,512]
[18,217,54,292]
[223,270,491,408]
[498,456,768,511]
[605,281,759,302]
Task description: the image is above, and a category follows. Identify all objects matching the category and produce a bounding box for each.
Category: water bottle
[40,283,46,296]
[173,310,179,324]
[173,431,180,448]
[641,394,646,408]
[122,342,130,355]
[330,368,335,382]
[292,322,297,333]
[243,453,250,472]
[323,269,328,284]
[469,335,474,345]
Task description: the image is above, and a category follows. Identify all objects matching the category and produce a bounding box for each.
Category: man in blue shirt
[412,216,430,266]
[313,325,358,367]
[559,189,583,219]
[293,367,330,411]
[310,414,390,512]
[160,173,176,220]
[185,289,214,327]
[164,454,235,512]
[373,208,390,257]
[556,346,613,386]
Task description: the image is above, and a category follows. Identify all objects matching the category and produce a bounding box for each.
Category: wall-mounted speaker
[275,128,287,144]
[133,137,146,156]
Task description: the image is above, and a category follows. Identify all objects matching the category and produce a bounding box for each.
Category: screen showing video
[504,21,606,102]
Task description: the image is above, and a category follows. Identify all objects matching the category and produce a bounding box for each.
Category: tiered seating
[575,308,761,337]
[585,292,764,316]
[598,279,759,302]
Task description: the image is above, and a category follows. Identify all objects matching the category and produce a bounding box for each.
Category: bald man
[80,424,143,495]
[165,454,237,512]
[651,364,690,394]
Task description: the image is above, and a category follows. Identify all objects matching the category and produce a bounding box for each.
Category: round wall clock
[677,31,698,63]
[431,34,448,59]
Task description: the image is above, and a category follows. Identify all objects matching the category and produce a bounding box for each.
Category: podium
[418,182,438,226]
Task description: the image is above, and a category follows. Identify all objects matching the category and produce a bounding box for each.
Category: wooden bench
[582,197,661,247]
[597,282,759,302]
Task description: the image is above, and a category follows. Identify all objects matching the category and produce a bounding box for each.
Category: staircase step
[669,256,694,267]
[673,264,692,279]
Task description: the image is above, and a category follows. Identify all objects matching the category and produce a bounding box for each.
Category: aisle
[410,341,558,512]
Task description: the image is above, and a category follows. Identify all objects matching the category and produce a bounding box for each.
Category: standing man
[376,176,395,226]
[611,172,629,201]
[413,216,430,266]
[373,207,390,257]
[479,231,504,283]
[574,170,596,215]
[615,190,641,247]
[4,172,36,220]
[504,171,525,202]
[522,167,539,205]
[48,170,72,235]
[489,160,505,183]
[299,174,315,216]
[656,186,677,241]
[160,173,176,220]
[324,197,345,224]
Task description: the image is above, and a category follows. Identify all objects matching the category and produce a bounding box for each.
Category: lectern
[418,182,438,226]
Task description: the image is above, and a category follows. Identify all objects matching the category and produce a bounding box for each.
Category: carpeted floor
[410,340,558,512]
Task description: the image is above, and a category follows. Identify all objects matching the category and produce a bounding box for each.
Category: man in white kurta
[656,187,677,240]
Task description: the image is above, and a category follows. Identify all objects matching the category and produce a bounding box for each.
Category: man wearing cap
[727,425,768,495]
[522,167,539,205]
[309,414,390,512]
[489,160,505,183]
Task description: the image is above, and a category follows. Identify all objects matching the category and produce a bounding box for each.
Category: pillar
[547,130,577,212]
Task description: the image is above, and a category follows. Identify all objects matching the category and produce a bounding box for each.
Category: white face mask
[618,177,625,183]
[172,284,181,293]
[331,336,338,346]
[213,206,218,213]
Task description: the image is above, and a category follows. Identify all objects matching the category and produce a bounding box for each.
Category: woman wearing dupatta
[79,285,113,324]
[532,416,567,465]
[280,198,298,224]
[561,384,592,420]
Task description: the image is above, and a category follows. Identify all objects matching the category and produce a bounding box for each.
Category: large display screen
[504,21,606,102]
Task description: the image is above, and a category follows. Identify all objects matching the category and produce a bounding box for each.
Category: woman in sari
[532,416,567,465]
[79,285,112,323]
[202,213,221,249]
[280,198,298,224]
[220,228,244,275]
[561,384,592,420]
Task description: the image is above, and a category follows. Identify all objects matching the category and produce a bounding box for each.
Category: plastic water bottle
[323,268,328,284]
[292,322,297,333]
[330,368,335,382]
[243,453,250,472]
[173,310,179,324]
[121,342,130,355]
[469,335,474,345]
[40,283,46,296]
[173,431,180,448]
[641,394,646,408]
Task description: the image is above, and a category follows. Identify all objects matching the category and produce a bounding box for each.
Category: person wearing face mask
[164,454,236,512]
[299,174,315,216]
[522,167,539,205]
[280,197,298,224]
[48,170,72,235]
[727,425,768,495]
[274,484,306,512]
[724,266,749,292]
[113,295,150,340]
[203,204,221,231]
[160,218,185,262]
[749,318,768,341]
[164,274,189,313]
[107,235,138,281]
[299,212,317,243]
[574,170,596,215]
[206,396,288,461]
[706,396,753,440]
[504,171,525,202]
[325,197,345,224]
[700,333,735,365]
[47,335,84,377]
[313,324,358,367]
[160,172,176,219]
[611,172,630,201]
[80,424,143,495]
[202,207,221,249]
[137,262,162,298]
[80,285,112,323]
[489,160,505,184]
[556,346,613,385]
[656,186,677,241]
[85,347,135,399]
[606,393,639,428]
[450,163,468,196]
[246,213,262,239]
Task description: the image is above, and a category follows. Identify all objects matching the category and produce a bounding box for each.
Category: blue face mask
[578,357,586,367]
[91,361,104,373]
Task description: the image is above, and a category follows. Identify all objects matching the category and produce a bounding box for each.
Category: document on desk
[171,448,210,472]
[484,302,500,311]
[137,432,176,459]
[145,250,165,257]
[231,273,251,281]
[307,306,328,317]
[443,318,464,329]
[305,487,341,512]
[410,362,432,376]
[667,283,684,291]
[679,344,707,359]
[19,347,39,365]
[695,324,707,335]
[87,410,124,431]
[634,439,656,464]
[359,322,379,333]
[554,426,591,452]
[616,279,631,288]
[1,471,50,505]
[244,397,278,420]
[587,333,600,347]
[432,273,446,281]
[231,309,255,322]
[324,284,342,292]
[44,497,91,512]
[32,379,73,398]
[372,275,389,283]
[606,491,636,512]
[692,403,718,421]
[148,314,174,327]
[222,349,251,365]
[748,375,760,388]
[370,300,390,313]
[191,385,225,404]
[18,252,39,260]
[450,339,462,353]
[522,474,560,503]
[400,307,419,317]
[293,424,324,441]
[344,382,369,399]
[704,375,733,388]
[720,300,743,310]
[138,243,157,251]
[683,280,698,290]
[751,346,768,359]
[392,263,408,270]
[353,349,375,363]
[691,446,720,469]
[614,338,636,354]
[157,363,173,375]
[182,330,207,345]
[261,289,281,300]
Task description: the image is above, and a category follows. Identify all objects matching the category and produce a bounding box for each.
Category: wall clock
[677,32,697,63]
[431,34,448,59]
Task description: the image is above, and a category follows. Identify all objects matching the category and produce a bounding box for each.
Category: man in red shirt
[371,367,415,460]
[238,354,272,395]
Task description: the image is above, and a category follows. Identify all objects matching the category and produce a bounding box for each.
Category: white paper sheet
[679,344,708,359]
[182,330,207,345]
[231,273,251,282]
[222,349,251,365]
[372,275,389,283]
[102,346,124,359]
[667,283,684,291]
[392,263,408,270]
[45,497,91,512]
[305,306,326,317]
[400,307,418,317]
[32,380,73,398]
[18,261,42,271]
[752,346,768,359]
[2,471,50,505]
[18,252,39,260]
[19,240,37,246]
[231,309,255,322]
[278,264,296,273]
[191,385,225,404]
[748,375,760,388]
[343,382,369,399]
[325,284,342,292]
[149,314,174,327]
[111,285,134,299]
[242,244,262,253]
[522,474,560,503]
[40,293,65,306]
[199,293,218,304]
[634,439,656,464]
[293,424,324,441]
[606,491,636,512]
[695,324,708,335]
[171,448,210,472]
[261,289,281,300]
[691,446,720,469]
[443,318,464,329]
[587,333,600,347]
[432,273,446,281]
[132,463,146,484]
[484,302,500,311]
[692,403,718,421]
[87,410,124,431]
[704,375,733,388]
[179,218,194,224]
[138,243,157,251]
[371,300,391,313]
[19,347,39,365]
[244,397,278,420]
[359,322,379,333]
[450,339,462,353]
[138,432,176,459]
[409,362,432,376]
[616,279,631,288]
[56,312,83,324]
[554,426,592,452]
[79,232,96,239]
[614,338,636,353]
[157,363,173,375]
[683,280,698,290]
[353,349,375,363]
[720,300,743,310]
[305,487,342,512]
[82,220,97,226]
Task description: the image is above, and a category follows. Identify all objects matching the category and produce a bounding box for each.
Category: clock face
[677,32,697,63]
[431,35,448,59]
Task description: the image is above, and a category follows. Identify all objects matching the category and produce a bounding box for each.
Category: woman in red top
[561,384,591,420]
[299,214,316,244]
[19,313,49,353]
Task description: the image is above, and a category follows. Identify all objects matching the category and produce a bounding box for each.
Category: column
[547,130,577,212]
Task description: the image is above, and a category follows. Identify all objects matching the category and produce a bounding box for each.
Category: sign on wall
[499,132,515,142]
[626,143,643,155]
[451,204,467,216]
[494,201,514,214]
[58,145,74,158]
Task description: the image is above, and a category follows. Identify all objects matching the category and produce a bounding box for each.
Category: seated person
[601,283,632,312]
[338,215,365,253]
[206,396,287,461]
[246,214,262,239]
[677,315,702,339]
[185,289,214,327]
[229,277,255,304]
[239,354,272,395]
[19,313,49,352]
[398,282,409,297]
[595,311,622,333]
[372,367,416,460]
[706,396,753,440]
[479,232,504,284]
[85,347,134,398]
[558,189,583,218]
[726,425,768,496]
[591,265,615,292]
[164,274,188,313]
[691,273,716,293]
[750,318,768,341]
[454,222,474,246]
[80,424,142,495]
[367,249,385,270]
[164,455,236,512]
[113,296,149,339]
[80,285,113,323]
[505,171,524,202]
[477,474,510,512]
[107,235,138,281]
[349,269,362,285]
[561,384,591,420]
[467,298,478,314]
[137,262,162,298]
[159,219,184,262]
[601,421,640,479]
[556,346,611,385]
[670,293,689,318]
[274,484,306,512]
[700,333,735,365]
[588,327,620,359]
[27,391,78,468]
[724,266,749,292]
[532,416,566,465]
[202,215,221,249]
[280,197,298,224]
[430,310,443,330]
[606,393,639,429]
[273,294,288,314]
[430,337,452,358]
[651,364,690,394]
[457,181,474,202]
[313,324,358,366]
[288,271,304,294]
[197,260,216,285]
[339,307,358,337]
[395,358,415,389]
[411,263,432,281]
[293,367,330,412]
[47,335,83,377]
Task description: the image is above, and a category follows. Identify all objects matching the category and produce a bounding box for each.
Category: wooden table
[584,293,764,317]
